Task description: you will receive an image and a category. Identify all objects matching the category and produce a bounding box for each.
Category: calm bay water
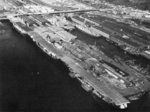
[0,20,150,112]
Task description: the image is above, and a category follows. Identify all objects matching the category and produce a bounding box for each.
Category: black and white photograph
[0,0,150,112]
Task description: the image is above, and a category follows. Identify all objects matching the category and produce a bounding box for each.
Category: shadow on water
[0,20,150,112]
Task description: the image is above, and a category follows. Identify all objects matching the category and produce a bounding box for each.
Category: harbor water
[0,20,150,112]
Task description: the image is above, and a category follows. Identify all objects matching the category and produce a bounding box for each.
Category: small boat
[0,22,3,26]
[128,96,138,101]
[0,29,5,34]
[81,83,93,92]
[69,72,76,78]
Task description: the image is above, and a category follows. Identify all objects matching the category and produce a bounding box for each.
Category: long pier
[0,9,99,20]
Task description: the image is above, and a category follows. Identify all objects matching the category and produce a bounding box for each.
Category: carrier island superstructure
[1,0,150,110]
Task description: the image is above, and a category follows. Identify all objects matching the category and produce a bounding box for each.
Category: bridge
[18,9,99,16]
[0,9,99,20]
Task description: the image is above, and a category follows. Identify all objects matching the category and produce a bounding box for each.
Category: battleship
[1,0,150,110]
[71,16,101,37]
[75,24,101,37]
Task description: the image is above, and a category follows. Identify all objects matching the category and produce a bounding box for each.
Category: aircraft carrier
[2,0,150,110]
[8,13,150,109]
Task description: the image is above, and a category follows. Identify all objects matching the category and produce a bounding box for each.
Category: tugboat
[128,92,144,101]
[0,22,5,35]
[69,72,76,78]
[0,22,3,26]
[81,83,93,92]
[0,29,5,35]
